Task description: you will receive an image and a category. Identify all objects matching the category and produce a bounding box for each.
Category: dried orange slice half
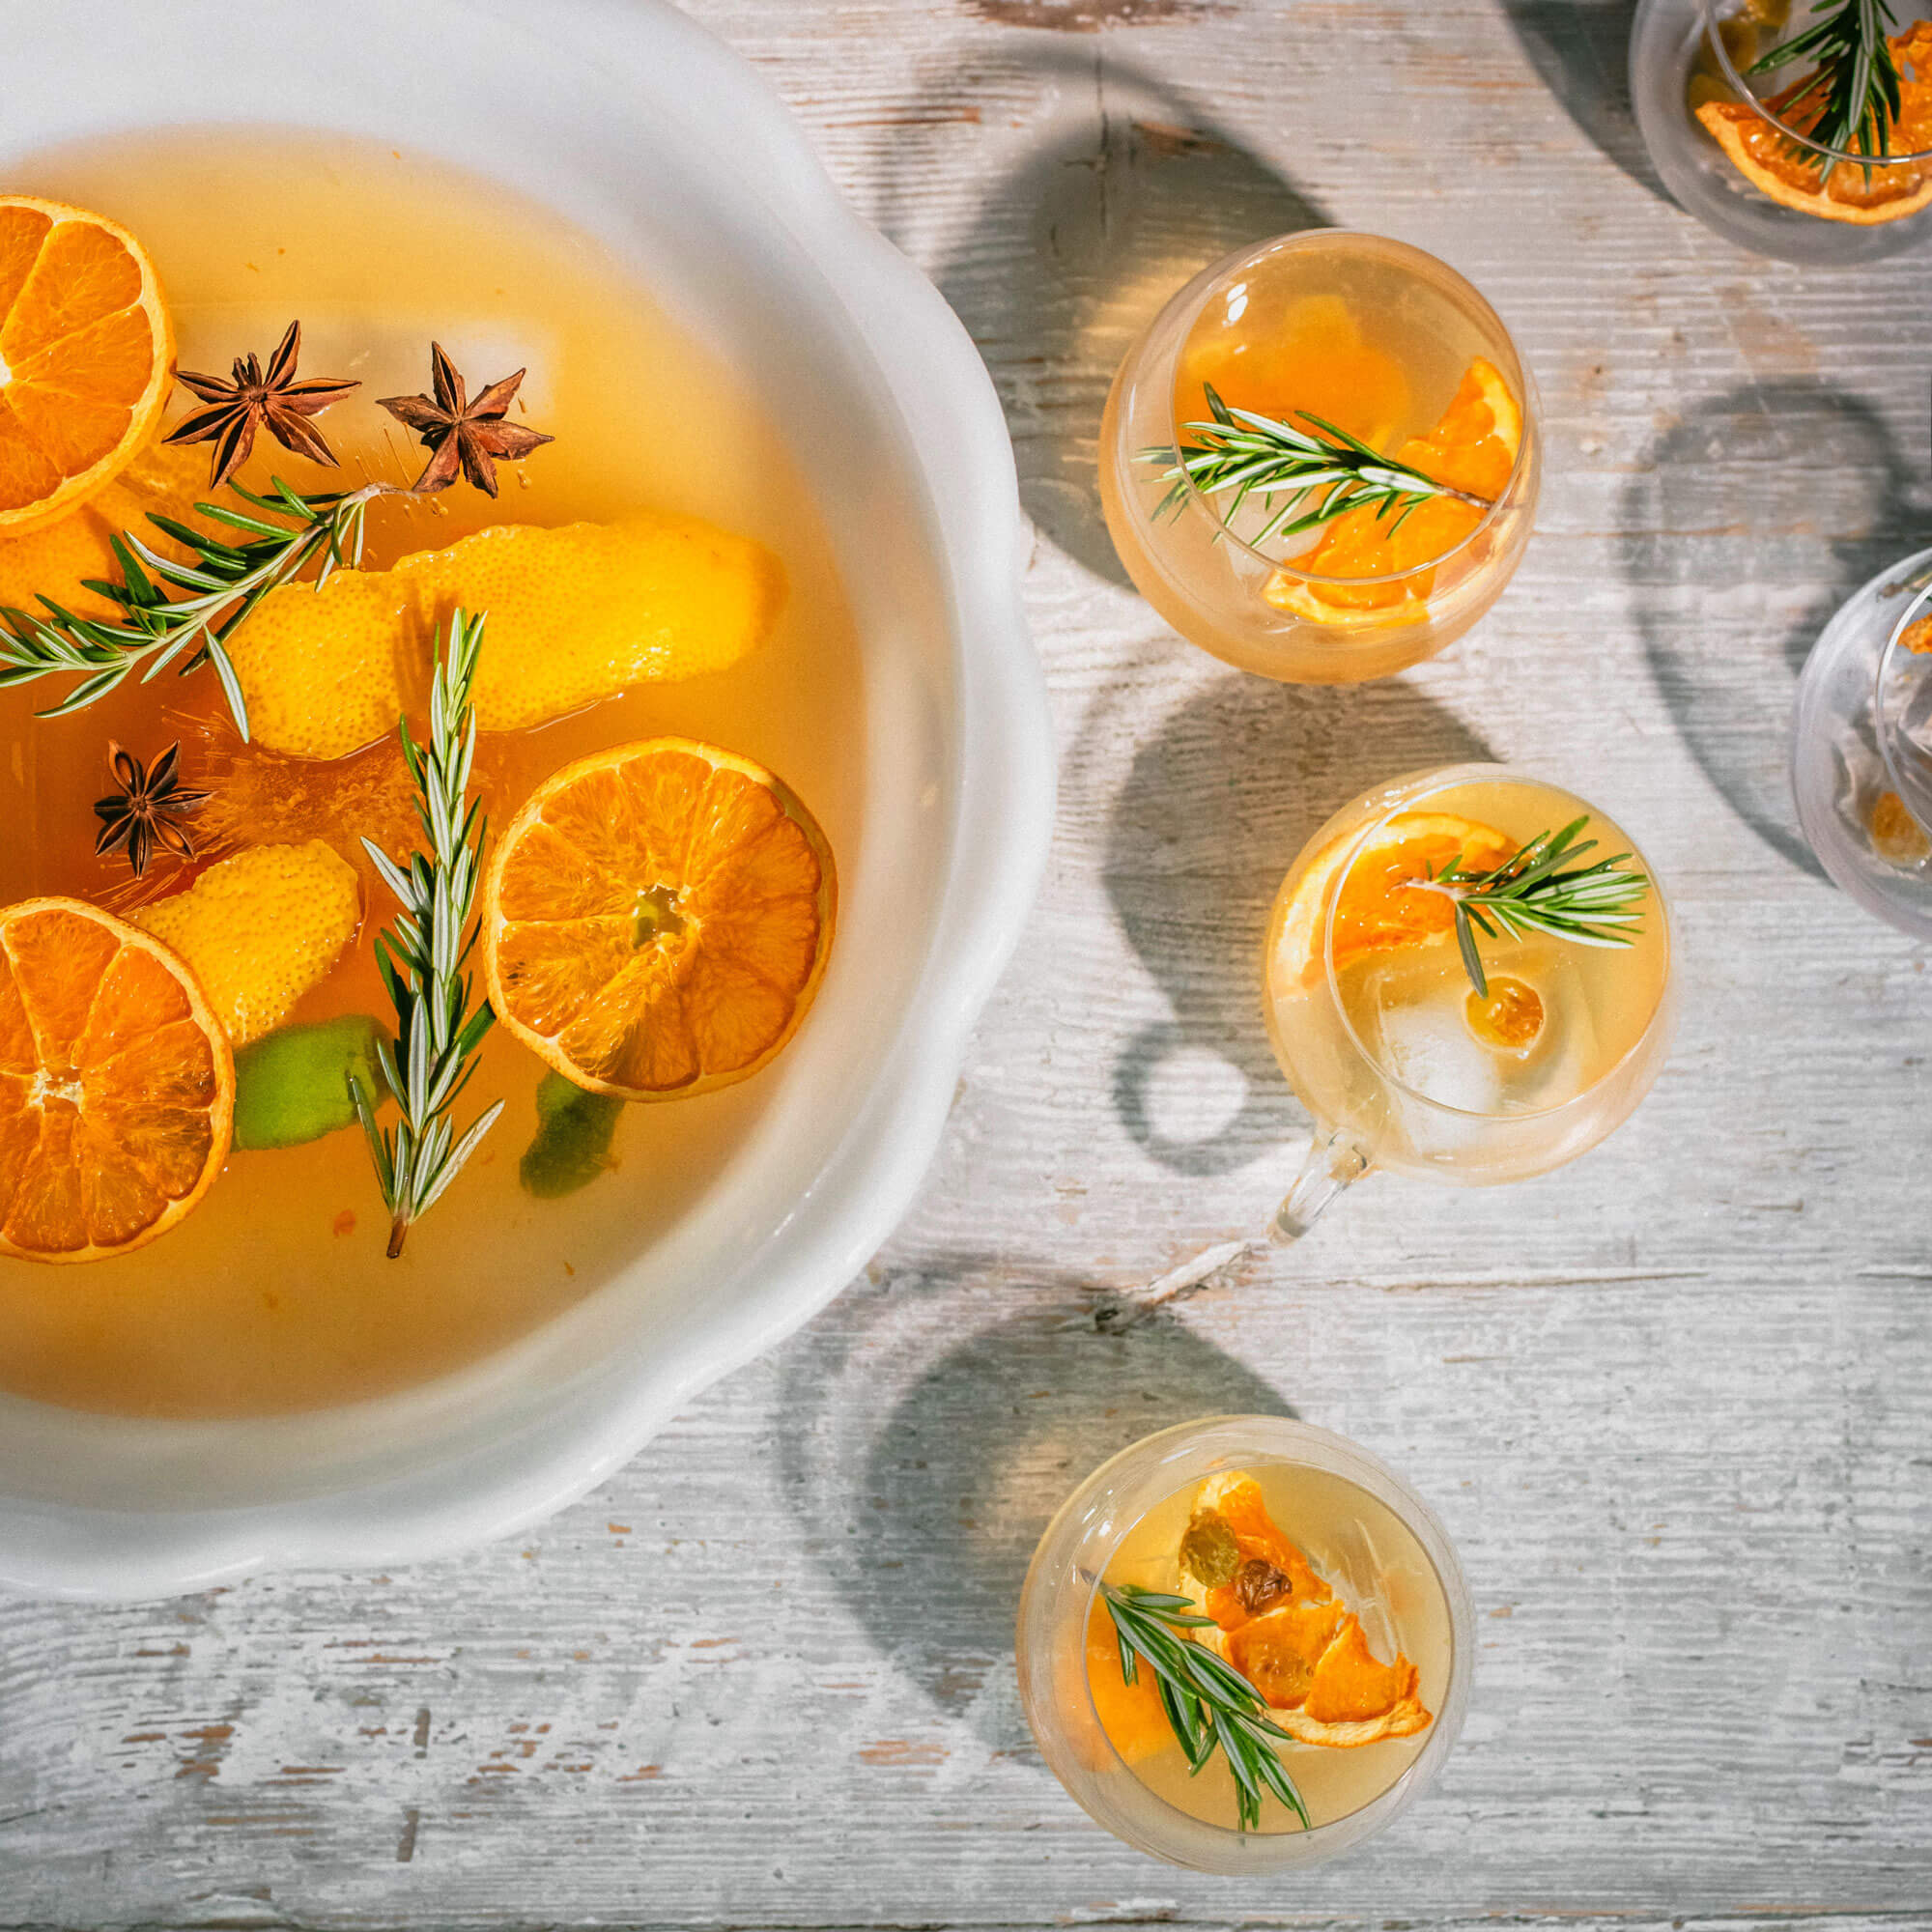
[0,898,234,1264]
[1695,22,1932,226]
[1272,810,1516,996]
[1264,357,1521,627]
[0,197,174,534]
[484,738,836,1100]
[1185,1473,1433,1748]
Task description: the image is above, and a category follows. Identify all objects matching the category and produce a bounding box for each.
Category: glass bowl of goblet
[1098,231,1540,686]
[1631,0,1932,265]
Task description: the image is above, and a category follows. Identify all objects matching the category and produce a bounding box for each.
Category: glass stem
[1268,1130,1370,1246]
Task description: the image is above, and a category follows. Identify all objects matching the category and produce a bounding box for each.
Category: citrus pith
[0,197,174,534]
[0,897,233,1264]
[483,737,835,1100]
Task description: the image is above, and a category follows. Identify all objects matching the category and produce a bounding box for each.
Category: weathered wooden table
[5,1,1930,1924]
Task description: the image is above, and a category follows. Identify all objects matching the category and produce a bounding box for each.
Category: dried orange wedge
[1186,1473,1432,1748]
[1263,356,1521,627]
[0,197,174,535]
[484,738,835,1100]
[1695,22,1932,226]
[1083,1597,1173,1768]
[0,898,234,1264]
[1272,810,1516,996]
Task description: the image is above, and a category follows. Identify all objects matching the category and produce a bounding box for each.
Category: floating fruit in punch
[520,1069,624,1199]
[225,514,786,760]
[232,1014,385,1152]
[0,197,174,534]
[0,440,209,623]
[129,838,361,1046]
[0,898,233,1264]
[484,738,836,1100]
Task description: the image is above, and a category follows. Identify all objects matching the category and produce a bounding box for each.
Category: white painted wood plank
[3,0,1930,1924]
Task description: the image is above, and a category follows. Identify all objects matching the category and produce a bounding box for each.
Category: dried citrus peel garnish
[1694,21,1932,226]
[1272,810,1518,997]
[1182,1472,1433,1748]
[1262,356,1521,626]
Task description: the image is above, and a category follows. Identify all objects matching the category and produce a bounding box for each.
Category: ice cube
[1359,953,1508,1116]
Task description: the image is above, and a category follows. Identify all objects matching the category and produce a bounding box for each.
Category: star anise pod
[378,342,554,497]
[94,741,209,881]
[164,321,359,490]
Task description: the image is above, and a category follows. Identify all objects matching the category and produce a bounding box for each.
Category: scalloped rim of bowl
[0,0,1053,1602]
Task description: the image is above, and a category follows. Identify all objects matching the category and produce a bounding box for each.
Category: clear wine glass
[1260,764,1677,1244]
[1098,231,1540,686]
[1792,545,1932,935]
[1630,0,1932,266]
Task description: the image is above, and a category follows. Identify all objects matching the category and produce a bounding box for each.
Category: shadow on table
[1498,0,1665,205]
[870,41,1329,585]
[1073,671,1493,1177]
[775,1255,1293,1741]
[1621,380,1924,881]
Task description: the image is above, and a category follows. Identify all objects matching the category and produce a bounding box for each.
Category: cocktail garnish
[1748,0,1904,180]
[1143,383,1494,550]
[1098,1581,1310,1833]
[352,609,503,1260]
[378,343,554,497]
[1404,817,1650,1000]
[164,321,359,489]
[93,738,208,879]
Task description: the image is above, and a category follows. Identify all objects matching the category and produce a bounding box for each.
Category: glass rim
[1318,762,1674,1122]
[1875,570,1932,816]
[1155,230,1538,591]
[1698,0,1932,168]
[1076,1436,1462,1844]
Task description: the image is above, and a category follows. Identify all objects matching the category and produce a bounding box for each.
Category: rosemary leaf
[0,477,400,740]
[1142,384,1492,549]
[352,607,503,1259]
[1099,1581,1310,1833]
[1407,816,1652,999]
[1749,0,1904,179]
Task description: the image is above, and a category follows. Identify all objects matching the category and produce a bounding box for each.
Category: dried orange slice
[484,738,835,1100]
[1695,22,1932,226]
[1083,1598,1173,1768]
[1272,810,1516,996]
[1185,1474,1432,1748]
[1263,357,1521,627]
[0,197,174,534]
[0,898,233,1264]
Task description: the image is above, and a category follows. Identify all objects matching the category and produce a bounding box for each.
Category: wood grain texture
[3,0,1931,1926]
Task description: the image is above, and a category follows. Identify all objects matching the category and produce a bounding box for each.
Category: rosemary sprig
[1099,1582,1309,1833]
[352,608,503,1260]
[0,478,398,740]
[1750,0,1904,178]
[1142,384,1492,550]
[1403,817,1651,999]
